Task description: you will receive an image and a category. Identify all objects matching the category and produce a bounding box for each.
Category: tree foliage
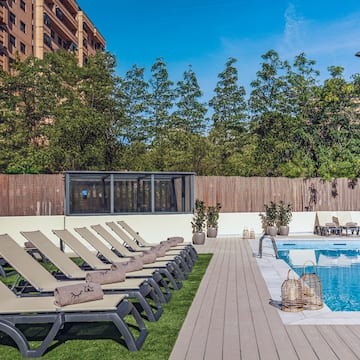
[0,49,359,179]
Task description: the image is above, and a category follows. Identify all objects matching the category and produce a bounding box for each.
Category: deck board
[169,237,360,359]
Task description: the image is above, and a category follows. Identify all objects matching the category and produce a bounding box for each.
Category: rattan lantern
[281,269,303,312]
[300,261,323,310]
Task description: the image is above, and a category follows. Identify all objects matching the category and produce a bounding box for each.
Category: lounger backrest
[117,221,150,247]
[336,211,355,226]
[52,229,109,270]
[91,224,134,257]
[315,212,336,227]
[0,234,57,291]
[74,227,121,263]
[0,277,16,301]
[21,231,84,279]
[106,222,144,251]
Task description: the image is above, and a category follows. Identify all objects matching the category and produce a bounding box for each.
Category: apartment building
[0,0,106,71]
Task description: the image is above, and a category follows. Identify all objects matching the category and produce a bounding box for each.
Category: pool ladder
[258,233,279,259]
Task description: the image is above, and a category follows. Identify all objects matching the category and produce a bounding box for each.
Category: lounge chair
[0,280,147,357]
[53,228,175,300]
[0,234,162,322]
[89,224,186,285]
[20,230,168,306]
[105,222,193,272]
[336,211,359,236]
[74,227,184,290]
[117,220,198,261]
[315,212,341,236]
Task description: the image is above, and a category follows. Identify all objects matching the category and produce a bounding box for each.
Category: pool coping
[249,237,360,325]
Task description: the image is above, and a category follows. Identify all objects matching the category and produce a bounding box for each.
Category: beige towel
[54,282,103,307]
[167,236,184,245]
[140,250,157,264]
[113,257,143,273]
[152,244,167,257]
[325,222,337,227]
[24,241,35,248]
[85,267,126,284]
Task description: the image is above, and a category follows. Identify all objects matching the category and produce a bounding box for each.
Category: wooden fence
[195,176,360,212]
[0,174,359,216]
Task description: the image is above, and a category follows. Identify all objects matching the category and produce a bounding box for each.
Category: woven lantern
[300,261,323,310]
[281,269,303,312]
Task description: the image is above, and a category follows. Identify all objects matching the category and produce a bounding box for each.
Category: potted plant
[206,203,221,238]
[277,201,292,236]
[259,201,278,236]
[191,199,206,244]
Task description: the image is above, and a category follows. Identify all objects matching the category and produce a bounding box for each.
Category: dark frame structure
[65,171,195,215]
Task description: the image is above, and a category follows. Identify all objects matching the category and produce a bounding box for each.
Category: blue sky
[77,1,360,101]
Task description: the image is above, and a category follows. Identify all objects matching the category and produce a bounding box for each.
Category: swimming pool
[275,240,360,311]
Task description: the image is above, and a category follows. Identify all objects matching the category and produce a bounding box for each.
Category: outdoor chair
[20,230,168,306]
[336,211,359,236]
[75,226,184,290]
[91,224,190,287]
[0,234,162,322]
[117,220,198,261]
[105,221,194,272]
[314,212,342,236]
[0,280,147,357]
[53,228,175,301]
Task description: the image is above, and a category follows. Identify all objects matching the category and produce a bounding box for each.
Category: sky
[77,0,360,101]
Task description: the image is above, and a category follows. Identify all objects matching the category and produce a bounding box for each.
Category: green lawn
[0,254,212,360]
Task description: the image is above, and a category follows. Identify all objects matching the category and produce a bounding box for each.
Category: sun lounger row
[0,221,198,358]
[315,211,359,236]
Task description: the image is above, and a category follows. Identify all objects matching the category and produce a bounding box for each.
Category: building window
[20,21,26,33]
[9,34,16,47]
[20,42,26,54]
[57,36,62,46]
[44,33,52,48]
[20,0,26,11]
[51,29,55,39]
[44,13,51,27]
[9,12,16,25]
[55,7,63,21]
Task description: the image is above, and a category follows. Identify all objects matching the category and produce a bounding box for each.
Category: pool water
[276,240,360,311]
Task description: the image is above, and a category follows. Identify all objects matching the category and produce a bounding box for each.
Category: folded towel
[140,250,157,264]
[325,223,337,227]
[54,282,103,307]
[345,222,357,226]
[153,244,167,257]
[113,257,144,273]
[167,236,184,245]
[85,267,126,284]
[24,241,35,248]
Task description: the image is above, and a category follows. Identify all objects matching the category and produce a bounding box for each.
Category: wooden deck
[170,237,360,360]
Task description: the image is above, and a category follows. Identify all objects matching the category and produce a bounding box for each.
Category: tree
[172,65,207,134]
[249,50,300,176]
[208,57,249,174]
[148,58,175,139]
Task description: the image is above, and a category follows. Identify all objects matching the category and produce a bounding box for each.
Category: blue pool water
[275,240,360,311]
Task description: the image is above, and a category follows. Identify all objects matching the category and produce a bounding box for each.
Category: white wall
[2,211,360,248]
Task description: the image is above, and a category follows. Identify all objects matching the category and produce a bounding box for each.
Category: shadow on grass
[0,254,212,360]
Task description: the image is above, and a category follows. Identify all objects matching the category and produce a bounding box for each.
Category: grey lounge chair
[117,220,198,261]
[52,228,173,301]
[336,211,359,236]
[315,212,342,236]
[0,234,162,322]
[89,224,185,286]
[105,222,193,273]
[20,230,168,306]
[0,280,147,357]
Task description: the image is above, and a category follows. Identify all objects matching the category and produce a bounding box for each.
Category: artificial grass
[0,253,212,360]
